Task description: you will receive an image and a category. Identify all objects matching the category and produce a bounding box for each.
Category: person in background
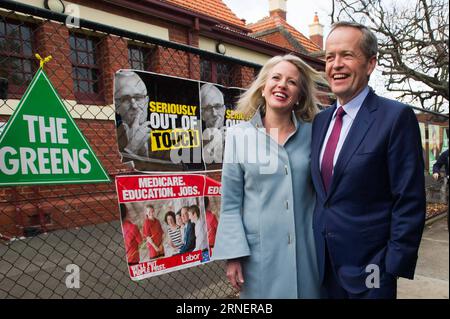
[188,205,208,252]
[142,205,165,259]
[120,204,143,265]
[164,211,183,256]
[179,206,196,253]
[432,149,449,181]
[204,197,218,248]
[432,148,449,231]
[176,210,184,244]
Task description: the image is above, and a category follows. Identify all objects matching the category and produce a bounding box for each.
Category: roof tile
[248,15,321,53]
[164,0,246,28]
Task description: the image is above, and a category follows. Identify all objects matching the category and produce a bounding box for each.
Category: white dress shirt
[319,86,370,172]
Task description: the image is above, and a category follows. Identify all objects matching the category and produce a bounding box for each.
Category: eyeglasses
[203,103,224,111]
[115,94,147,106]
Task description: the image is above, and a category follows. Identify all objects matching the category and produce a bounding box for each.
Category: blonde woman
[213,54,326,298]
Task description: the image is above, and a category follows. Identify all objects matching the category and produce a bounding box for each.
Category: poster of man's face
[114,70,245,172]
[200,84,244,169]
[114,71,202,171]
[200,83,226,130]
[115,71,149,129]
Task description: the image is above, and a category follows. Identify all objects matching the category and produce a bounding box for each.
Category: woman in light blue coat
[212,55,326,298]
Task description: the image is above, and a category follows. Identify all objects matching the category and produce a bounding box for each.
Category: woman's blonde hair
[237,54,327,122]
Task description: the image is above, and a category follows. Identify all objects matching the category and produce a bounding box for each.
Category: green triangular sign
[0,68,110,186]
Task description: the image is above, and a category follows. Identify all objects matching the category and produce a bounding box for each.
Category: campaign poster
[204,172,222,256]
[116,173,221,280]
[200,83,245,170]
[419,123,426,149]
[442,127,448,152]
[419,122,427,168]
[114,70,245,172]
[428,124,442,174]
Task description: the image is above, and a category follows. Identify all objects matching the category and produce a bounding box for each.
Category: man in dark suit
[310,21,426,299]
[432,149,449,181]
[432,148,449,231]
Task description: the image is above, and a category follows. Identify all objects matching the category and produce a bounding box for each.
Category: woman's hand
[226,259,244,291]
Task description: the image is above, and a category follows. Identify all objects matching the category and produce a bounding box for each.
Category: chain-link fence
[0,1,258,299]
[0,1,448,299]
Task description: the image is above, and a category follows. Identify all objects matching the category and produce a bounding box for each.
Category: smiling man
[310,21,426,299]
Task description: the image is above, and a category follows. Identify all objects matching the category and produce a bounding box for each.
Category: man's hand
[226,259,244,291]
[433,172,440,181]
[126,109,151,155]
[213,115,224,129]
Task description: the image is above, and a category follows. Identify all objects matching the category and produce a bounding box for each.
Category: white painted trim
[1,99,115,120]
[199,36,270,66]
[10,0,169,40]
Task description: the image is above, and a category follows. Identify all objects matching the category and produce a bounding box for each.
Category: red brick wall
[160,27,201,80]
[269,10,287,21]
[152,47,191,78]
[100,35,129,104]
[310,34,323,50]
[233,66,255,89]
[35,21,75,100]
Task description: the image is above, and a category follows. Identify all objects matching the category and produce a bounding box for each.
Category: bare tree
[332,0,449,113]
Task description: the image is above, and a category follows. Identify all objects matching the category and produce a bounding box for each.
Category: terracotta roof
[163,0,246,29]
[248,15,321,53]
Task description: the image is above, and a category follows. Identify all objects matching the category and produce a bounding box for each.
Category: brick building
[0,0,328,237]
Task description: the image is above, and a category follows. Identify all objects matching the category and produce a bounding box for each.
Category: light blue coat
[212,110,321,299]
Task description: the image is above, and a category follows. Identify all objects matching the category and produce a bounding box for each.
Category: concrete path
[398,215,449,299]
[1,215,448,299]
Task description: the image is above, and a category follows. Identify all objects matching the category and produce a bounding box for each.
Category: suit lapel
[326,90,379,199]
[312,105,336,197]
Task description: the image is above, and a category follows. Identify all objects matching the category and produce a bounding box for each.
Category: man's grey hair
[329,21,378,59]
[200,83,224,108]
[114,70,147,96]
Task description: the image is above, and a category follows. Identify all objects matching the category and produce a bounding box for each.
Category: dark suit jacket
[311,88,426,294]
[180,221,196,253]
[433,149,449,177]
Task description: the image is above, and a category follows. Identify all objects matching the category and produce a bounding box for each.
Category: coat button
[288,234,292,244]
[285,200,289,210]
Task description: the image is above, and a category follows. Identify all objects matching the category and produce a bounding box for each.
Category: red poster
[116,174,221,280]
